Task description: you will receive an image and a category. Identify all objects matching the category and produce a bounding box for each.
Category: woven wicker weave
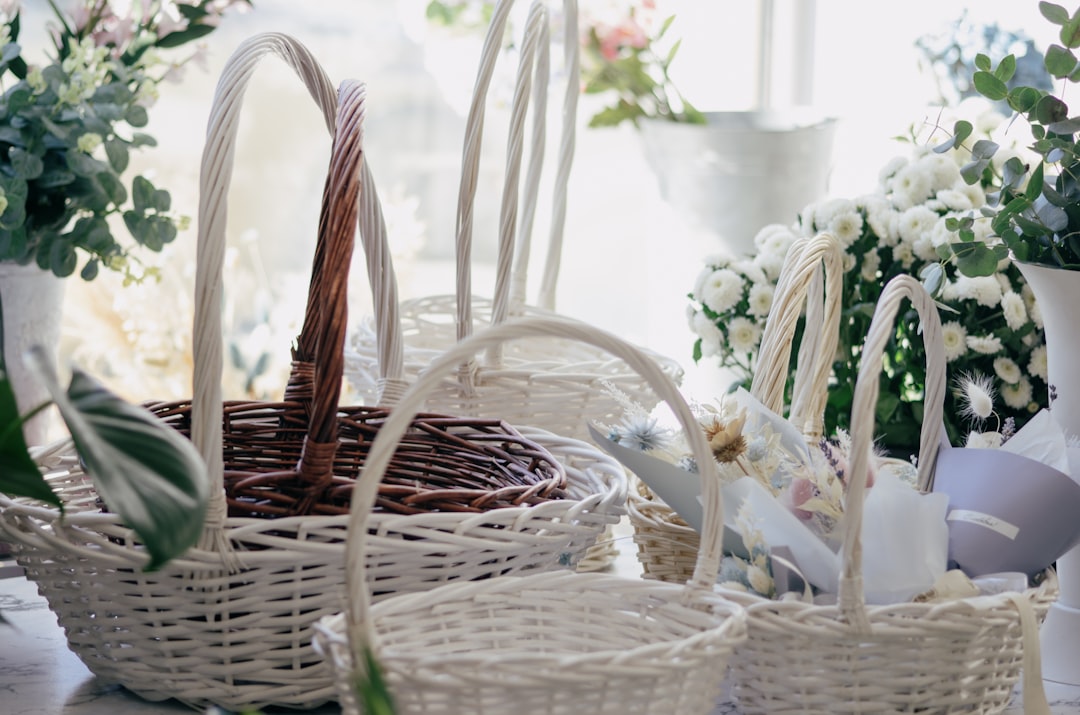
[0,33,624,712]
[344,0,684,445]
[314,315,747,715]
[628,232,844,581]
[723,274,1057,715]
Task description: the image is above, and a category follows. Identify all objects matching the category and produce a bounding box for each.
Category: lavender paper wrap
[933,443,1080,577]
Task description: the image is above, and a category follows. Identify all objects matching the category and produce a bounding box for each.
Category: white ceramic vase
[0,261,65,446]
[1016,259,1080,686]
[638,110,837,257]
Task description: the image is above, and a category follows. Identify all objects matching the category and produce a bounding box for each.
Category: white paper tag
[947,509,1020,541]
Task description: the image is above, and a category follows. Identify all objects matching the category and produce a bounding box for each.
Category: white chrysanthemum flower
[732,259,767,285]
[929,218,954,249]
[754,250,786,281]
[877,155,909,187]
[813,198,857,232]
[919,152,963,192]
[952,275,1003,308]
[995,273,1012,293]
[890,161,934,209]
[1001,376,1034,410]
[993,357,1022,384]
[966,431,1003,449]
[942,321,968,362]
[692,264,717,299]
[866,204,900,247]
[898,205,938,246]
[1028,294,1044,329]
[860,250,881,282]
[957,373,997,423]
[892,242,915,269]
[727,316,763,353]
[967,334,1004,354]
[700,268,744,314]
[936,189,974,212]
[1000,291,1028,331]
[754,223,798,255]
[959,182,987,209]
[826,211,863,249]
[747,282,774,317]
[1028,344,1048,381]
[692,310,723,342]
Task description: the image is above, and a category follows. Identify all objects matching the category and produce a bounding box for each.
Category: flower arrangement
[0,0,251,281]
[687,123,1048,452]
[602,386,919,599]
[423,0,702,128]
[943,1,1080,274]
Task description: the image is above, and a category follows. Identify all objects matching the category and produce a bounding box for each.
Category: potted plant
[937,0,1080,686]
[0,0,251,442]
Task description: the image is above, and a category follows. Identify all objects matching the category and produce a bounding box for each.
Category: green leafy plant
[423,0,703,129]
[943,1,1080,275]
[0,302,209,569]
[0,0,251,282]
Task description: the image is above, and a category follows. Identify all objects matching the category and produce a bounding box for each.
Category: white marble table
[5,539,1080,715]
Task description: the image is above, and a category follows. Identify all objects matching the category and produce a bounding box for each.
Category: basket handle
[193,33,392,537]
[749,232,843,440]
[455,0,579,346]
[193,33,337,527]
[838,274,946,630]
[341,315,726,663]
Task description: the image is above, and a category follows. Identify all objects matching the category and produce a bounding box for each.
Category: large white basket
[344,0,685,445]
[315,315,747,715]
[723,274,1057,715]
[0,33,624,712]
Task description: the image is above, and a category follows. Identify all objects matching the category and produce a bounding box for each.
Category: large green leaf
[0,372,61,509]
[26,348,209,570]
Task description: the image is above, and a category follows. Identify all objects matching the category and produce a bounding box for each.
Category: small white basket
[314,315,748,715]
[725,274,1057,715]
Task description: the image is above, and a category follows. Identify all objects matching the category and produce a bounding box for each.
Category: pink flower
[596,19,648,61]
[785,477,817,521]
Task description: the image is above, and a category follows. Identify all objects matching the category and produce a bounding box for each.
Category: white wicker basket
[315,315,747,715]
[628,232,844,581]
[0,33,624,712]
[344,0,684,444]
[724,274,1057,715]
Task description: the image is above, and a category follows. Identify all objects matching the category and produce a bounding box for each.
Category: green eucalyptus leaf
[79,260,99,281]
[1046,44,1079,77]
[104,140,129,173]
[994,54,1017,83]
[975,53,992,72]
[65,151,107,178]
[0,371,61,509]
[1036,94,1069,125]
[124,104,149,128]
[8,148,43,180]
[1002,156,1030,190]
[155,24,217,50]
[49,241,77,277]
[974,70,1009,100]
[1062,9,1080,48]
[1041,2,1071,26]
[1027,162,1046,201]
[131,175,154,214]
[951,242,1004,277]
[1009,86,1043,113]
[25,348,209,571]
[1048,117,1080,134]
